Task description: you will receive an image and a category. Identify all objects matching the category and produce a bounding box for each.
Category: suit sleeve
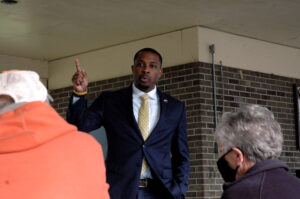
[66,93,105,133]
[171,103,190,196]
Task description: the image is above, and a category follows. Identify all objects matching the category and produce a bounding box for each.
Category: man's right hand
[72,58,88,93]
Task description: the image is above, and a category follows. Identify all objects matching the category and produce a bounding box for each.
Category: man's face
[132,51,162,93]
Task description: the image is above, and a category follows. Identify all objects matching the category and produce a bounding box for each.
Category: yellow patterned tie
[139,94,149,175]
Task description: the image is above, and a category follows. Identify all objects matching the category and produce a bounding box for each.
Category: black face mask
[217,149,239,182]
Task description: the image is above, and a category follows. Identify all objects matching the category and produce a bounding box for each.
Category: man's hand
[72,58,88,92]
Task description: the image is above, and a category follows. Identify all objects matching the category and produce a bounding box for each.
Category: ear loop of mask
[217,147,244,182]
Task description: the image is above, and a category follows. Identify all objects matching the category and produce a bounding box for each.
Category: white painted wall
[2,26,298,90]
[48,26,300,90]
[196,27,300,79]
[48,27,199,90]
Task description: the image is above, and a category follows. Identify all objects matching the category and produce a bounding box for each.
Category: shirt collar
[132,83,157,100]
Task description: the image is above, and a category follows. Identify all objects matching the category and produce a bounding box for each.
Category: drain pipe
[209,44,217,127]
[220,61,224,114]
[209,44,219,153]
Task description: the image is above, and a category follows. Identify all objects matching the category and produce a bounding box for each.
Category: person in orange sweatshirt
[0,70,110,199]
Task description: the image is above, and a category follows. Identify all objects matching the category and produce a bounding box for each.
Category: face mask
[217,149,239,182]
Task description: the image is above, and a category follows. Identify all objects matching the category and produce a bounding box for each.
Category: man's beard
[137,84,149,92]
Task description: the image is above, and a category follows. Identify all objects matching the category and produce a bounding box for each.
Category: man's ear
[159,68,163,78]
[231,147,244,166]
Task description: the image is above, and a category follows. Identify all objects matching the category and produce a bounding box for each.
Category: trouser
[136,178,174,199]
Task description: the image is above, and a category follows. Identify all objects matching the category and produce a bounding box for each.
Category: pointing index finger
[75,58,81,72]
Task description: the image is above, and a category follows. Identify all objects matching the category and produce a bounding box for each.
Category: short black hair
[133,48,162,66]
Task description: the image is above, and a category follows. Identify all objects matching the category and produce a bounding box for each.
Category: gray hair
[0,95,14,109]
[0,94,52,115]
[215,104,283,163]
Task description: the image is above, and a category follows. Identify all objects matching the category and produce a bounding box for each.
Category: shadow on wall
[90,127,108,159]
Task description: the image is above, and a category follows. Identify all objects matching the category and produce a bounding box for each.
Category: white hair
[215,104,283,162]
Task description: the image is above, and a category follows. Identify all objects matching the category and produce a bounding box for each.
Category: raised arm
[67,58,103,132]
[72,58,89,93]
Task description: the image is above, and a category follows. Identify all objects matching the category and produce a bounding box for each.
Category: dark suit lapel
[120,85,144,140]
[147,89,167,141]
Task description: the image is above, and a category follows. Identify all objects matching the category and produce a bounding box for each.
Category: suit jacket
[67,86,190,199]
[221,159,300,199]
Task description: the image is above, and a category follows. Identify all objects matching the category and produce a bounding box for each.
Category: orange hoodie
[0,101,109,199]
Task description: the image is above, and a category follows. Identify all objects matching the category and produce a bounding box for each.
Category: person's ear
[231,147,244,166]
[158,68,163,78]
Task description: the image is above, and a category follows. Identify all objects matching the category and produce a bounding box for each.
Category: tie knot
[140,94,149,101]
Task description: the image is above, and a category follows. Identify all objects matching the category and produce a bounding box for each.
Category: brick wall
[50,62,300,199]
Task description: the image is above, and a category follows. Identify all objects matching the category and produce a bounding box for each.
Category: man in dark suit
[67,48,190,199]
